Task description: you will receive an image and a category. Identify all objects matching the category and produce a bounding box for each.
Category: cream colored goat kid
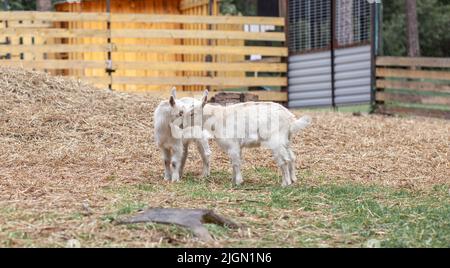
[154,89,210,182]
[186,93,311,187]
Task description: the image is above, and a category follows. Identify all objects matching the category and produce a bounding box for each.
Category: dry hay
[0,68,449,247]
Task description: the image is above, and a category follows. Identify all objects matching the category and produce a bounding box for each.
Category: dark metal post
[205,0,215,91]
[369,2,378,113]
[279,0,289,107]
[2,0,11,59]
[106,0,114,90]
[377,2,383,55]
[330,0,337,110]
[207,0,213,49]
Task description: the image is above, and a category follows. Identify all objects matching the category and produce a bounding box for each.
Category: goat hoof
[171,174,180,182]
[201,170,210,178]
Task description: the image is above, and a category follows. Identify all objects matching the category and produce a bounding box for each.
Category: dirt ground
[0,68,449,247]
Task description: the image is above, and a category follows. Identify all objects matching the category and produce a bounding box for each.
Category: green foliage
[382,0,450,57]
[0,0,35,10]
[220,0,239,15]
[0,0,62,11]
[220,0,257,16]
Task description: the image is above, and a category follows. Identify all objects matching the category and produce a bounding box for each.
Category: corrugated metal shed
[288,45,371,108]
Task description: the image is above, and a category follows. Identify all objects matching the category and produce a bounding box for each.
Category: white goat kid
[186,93,311,187]
[154,89,210,182]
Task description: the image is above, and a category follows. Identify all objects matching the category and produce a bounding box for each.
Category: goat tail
[290,115,312,135]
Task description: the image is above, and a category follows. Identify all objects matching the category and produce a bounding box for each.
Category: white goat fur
[154,92,211,182]
[186,99,311,186]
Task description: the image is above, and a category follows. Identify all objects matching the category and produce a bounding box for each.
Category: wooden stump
[116,208,241,242]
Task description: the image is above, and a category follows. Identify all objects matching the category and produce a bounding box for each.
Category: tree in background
[405,0,420,57]
[1,0,448,57]
[0,0,35,10]
[338,0,354,45]
[383,0,450,57]
[0,0,58,10]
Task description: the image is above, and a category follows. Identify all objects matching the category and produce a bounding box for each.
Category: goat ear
[202,90,208,107]
[169,87,177,107]
[171,87,177,98]
[169,95,175,107]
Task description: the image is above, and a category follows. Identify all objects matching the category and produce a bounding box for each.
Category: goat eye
[179,111,183,116]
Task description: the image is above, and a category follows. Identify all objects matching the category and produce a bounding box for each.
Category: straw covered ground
[0,68,449,248]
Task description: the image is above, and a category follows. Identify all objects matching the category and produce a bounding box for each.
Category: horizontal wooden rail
[111,14,285,26]
[0,44,287,56]
[0,28,109,38]
[377,56,450,68]
[0,60,107,69]
[376,106,450,120]
[377,68,450,81]
[111,76,287,87]
[0,60,286,72]
[113,45,288,56]
[111,62,287,72]
[0,28,285,41]
[0,11,109,22]
[376,80,450,94]
[376,91,450,106]
[110,29,285,41]
[0,12,285,26]
[0,44,111,53]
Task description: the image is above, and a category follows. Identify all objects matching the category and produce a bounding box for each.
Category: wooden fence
[0,11,287,101]
[375,56,450,119]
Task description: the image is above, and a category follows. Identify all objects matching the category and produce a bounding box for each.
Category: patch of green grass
[8,231,28,240]
[95,168,449,247]
[102,200,148,223]
[70,212,84,221]
[135,184,156,192]
[204,224,231,239]
[240,203,270,218]
[175,172,235,201]
[253,167,278,179]
[266,183,450,247]
[116,201,147,216]
[386,101,450,111]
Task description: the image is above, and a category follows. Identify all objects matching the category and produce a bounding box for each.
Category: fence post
[106,0,114,91]
[330,0,337,110]
[205,0,214,92]
[370,1,380,113]
[1,1,11,59]
[279,0,288,106]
